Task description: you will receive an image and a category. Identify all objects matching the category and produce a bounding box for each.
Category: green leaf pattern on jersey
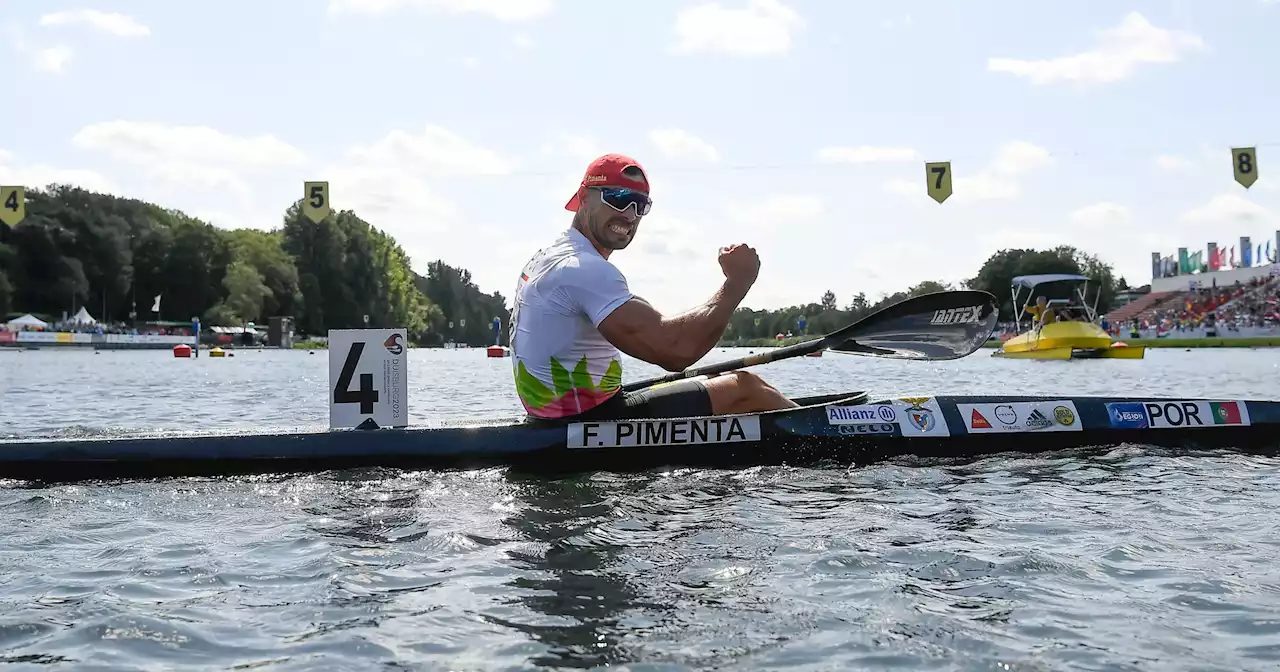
[515,356,622,413]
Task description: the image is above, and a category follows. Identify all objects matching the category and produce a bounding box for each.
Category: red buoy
[173,343,192,358]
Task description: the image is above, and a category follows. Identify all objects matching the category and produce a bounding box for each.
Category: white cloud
[30,45,74,73]
[152,163,255,199]
[326,0,553,21]
[672,0,804,57]
[344,124,517,176]
[1069,202,1133,228]
[816,146,917,163]
[321,163,458,234]
[1152,148,1274,184]
[609,214,735,308]
[39,10,150,38]
[987,12,1205,85]
[956,173,1022,200]
[539,133,653,203]
[978,229,1065,251]
[512,33,534,49]
[726,193,823,234]
[541,133,602,164]
[1180,193,1273,225]
[881,178,918,197]
[988,141,1054,174]
[881,141,1052,201]
[0,149,116,194]
[633,215,702,261]
[1155,154,1195,172]
[73,121,308,167]
[70,121,308,202]
[957,141,1053,200]
[6,25,75,74]
[318,125,521,267]
[880,14,913,30]
[648,128,720,162]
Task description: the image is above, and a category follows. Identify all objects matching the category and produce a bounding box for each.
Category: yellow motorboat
[993,273,1144,360]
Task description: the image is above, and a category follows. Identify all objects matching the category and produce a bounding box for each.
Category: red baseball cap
[564,153,650,212]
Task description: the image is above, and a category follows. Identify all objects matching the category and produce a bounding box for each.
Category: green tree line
[0,184,1124,348]
[0,184,507,346]
[720,245,1125,345]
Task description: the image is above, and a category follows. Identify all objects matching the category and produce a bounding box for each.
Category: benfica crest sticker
[897,397,948,436]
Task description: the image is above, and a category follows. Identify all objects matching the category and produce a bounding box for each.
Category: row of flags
[1155,238,1277,278]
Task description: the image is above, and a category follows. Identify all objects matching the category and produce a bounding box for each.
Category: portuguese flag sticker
[1211,401,1242,425]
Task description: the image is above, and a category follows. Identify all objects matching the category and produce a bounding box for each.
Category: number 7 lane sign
[328,328,409,429]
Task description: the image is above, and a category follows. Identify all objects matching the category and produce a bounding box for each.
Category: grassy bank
[982,336,1280,348]
[1115,336,1280,348]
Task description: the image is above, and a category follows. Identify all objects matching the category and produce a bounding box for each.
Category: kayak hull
[2,391,1276,481]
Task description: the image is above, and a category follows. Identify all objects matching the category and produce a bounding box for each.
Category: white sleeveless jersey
[510,228,633,418]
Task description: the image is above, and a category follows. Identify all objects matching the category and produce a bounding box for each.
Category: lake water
[2,347,1280,670]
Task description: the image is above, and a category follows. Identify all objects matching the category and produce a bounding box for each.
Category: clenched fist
[718,243,760,288]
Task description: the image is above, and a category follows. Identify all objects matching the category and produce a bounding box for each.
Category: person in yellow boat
[1025,296,1055,329]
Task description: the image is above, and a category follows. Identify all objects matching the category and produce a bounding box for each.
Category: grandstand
[1104,290,1175,324]
[1102,251,1280,337]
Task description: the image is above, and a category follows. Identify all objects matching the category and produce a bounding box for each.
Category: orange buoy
[173,344,192,358]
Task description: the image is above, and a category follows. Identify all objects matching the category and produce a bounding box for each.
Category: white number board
[567,415,761,449]
[328,328,409,429]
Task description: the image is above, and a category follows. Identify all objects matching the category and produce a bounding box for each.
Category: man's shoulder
[540,254,623,290]
[532,231,622,278]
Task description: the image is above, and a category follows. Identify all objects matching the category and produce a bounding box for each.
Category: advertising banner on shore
[1,332,193,348]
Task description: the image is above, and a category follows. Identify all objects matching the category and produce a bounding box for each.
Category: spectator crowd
[1121,275,1280,337]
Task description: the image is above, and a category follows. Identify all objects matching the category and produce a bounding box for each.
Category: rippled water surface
[3,347,1280,670]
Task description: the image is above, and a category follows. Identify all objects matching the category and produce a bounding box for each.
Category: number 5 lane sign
[328,328,409,429]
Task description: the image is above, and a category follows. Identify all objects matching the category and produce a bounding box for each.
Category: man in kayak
[509,153,798,421]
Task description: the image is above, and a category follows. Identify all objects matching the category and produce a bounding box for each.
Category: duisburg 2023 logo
[383,333,404,356]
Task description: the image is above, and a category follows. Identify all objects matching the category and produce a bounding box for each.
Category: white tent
[69,306,97,325]
[6,314,48,329]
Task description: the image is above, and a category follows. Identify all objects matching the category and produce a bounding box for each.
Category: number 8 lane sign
[328,328,409,429]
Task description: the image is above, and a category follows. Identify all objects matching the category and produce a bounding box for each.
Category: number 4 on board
[327,328,409,430]
[0,186,24,227]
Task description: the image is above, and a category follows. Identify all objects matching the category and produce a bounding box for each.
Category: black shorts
[559,378,714,422]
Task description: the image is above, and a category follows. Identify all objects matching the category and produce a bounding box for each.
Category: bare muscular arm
[597,279,752,372]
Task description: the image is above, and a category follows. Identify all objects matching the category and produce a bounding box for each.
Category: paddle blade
[828,290,998,360]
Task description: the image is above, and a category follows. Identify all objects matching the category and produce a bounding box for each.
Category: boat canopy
[1011,273,1090,288]
[1008,273,1101,329]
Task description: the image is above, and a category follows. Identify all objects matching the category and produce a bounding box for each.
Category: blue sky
[2,0,1278,312]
